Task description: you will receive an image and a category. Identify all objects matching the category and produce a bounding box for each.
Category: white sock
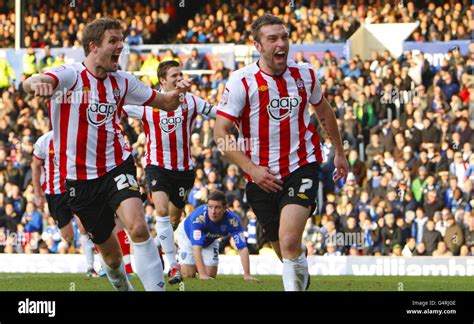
[282,252,308,291]
[132,237,165,291]
[155,216,177,268]
[80,234,95,270]
[154,234,161,248]
[101,258,134,291]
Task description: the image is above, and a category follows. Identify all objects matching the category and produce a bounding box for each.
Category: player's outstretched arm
[31,157,45,209]
[149,79,192,111]
[23,74,57,98]
[313,97,349,182]
[238,247,257,280]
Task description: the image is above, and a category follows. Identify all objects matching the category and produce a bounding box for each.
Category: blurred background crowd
[0,0,472,258]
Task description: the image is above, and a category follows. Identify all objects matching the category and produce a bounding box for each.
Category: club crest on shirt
[218,88,229,106]
[295,79,305,91]
[87,103,117,127]
[113,88,120,102]
[267,96,301,121]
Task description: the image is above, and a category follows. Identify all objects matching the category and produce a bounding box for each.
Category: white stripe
[175,108,185,171]
[300,68,316,163]
[248,77,260,166]
[104,78,118,172]
[264,76,281,177]
[86,77,99,179]
[286,75,302,174]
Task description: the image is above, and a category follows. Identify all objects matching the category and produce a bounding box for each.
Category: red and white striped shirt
[45,63,156,180]
[33,131,64,194]
[124,93,215,171]
[217,59,324,180]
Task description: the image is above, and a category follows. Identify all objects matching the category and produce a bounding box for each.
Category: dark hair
[157,60,180,84]
[82,18,122,57]
[251,14,285,42]
[208,190,226,206]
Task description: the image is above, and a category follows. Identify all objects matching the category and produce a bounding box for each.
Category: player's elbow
[160,91,180,112]
[213,120,230,142]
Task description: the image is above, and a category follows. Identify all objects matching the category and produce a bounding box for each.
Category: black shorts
[66,156,141,244]
[246,162,320,242]
[46,193,73,229]
[145,165,195,209]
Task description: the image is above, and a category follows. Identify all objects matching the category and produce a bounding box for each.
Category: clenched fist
[31,82,54,98]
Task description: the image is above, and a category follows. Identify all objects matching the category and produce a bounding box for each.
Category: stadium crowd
[0,0,472,48]
[0,0,179,48]
[0,0,473,259]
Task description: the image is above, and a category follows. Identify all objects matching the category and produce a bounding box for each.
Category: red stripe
[143,90,156,106]
[44,72,59,90]
[32,153,44,161]
[96,79,108,177]
[110,76,125,166]
[254,71,270,167]
[182,97,190,170]
[308,68,323,106]
[216,110,239,123]
[241,78,251,157]
[241,78,252,182]
[142,109,152,166]
[309,68,316,96]
[307,69,323,161]
[168,110,178,169]
[117,230,133,274]
[48,140,55,194]
[76,70,90,180]
[59,93,72,191]
[289,67,309,167]
[313,94,324,106]
[58,85,75,191]
[272,74,291,177]
[153,108,164,166]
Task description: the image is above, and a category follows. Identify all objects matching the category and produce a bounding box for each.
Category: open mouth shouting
[111,53,121,69]
[274,50,287,63]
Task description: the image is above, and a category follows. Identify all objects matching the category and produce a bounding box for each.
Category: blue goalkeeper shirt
[183,204,247,250]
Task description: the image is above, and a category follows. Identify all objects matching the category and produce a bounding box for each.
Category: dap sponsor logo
[267,96,301,121]
[160,116,183,134]
[87,103,117,127]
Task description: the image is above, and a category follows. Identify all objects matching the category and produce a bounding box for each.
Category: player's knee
[156,206,169,217]
[279,234,302,255]
[102,251,122,269]
[170,215,180,228]
[62,233,74,243]
[182,270,196,278]
[60,229,74,243]
[127,222,150,242]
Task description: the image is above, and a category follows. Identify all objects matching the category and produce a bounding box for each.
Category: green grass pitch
[0,274,472,291]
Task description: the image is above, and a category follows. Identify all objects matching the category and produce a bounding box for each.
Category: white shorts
[176,222,219,267]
